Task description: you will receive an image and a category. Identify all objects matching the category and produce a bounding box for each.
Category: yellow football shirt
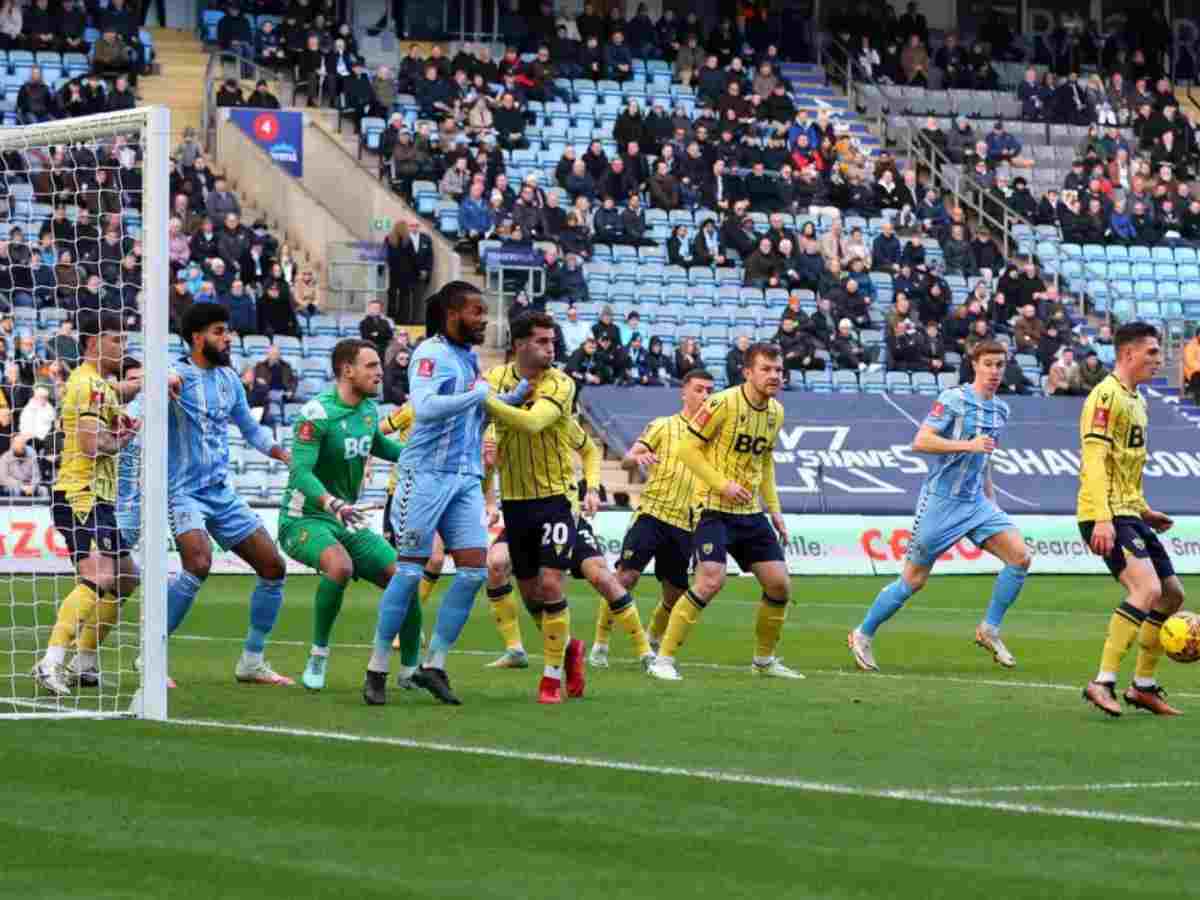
[633,413,699,530]
[382,403,414,496]
[686,385,784,515]
[55,360,121,514]
[1077,373,1150,522]
[485,363,578,501]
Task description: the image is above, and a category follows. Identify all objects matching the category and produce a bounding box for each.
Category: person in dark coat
[384,220,433,323]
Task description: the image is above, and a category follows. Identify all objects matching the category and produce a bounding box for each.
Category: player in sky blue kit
[165,304,295,686]
[363,281,530,706]
[848,340,1033,672]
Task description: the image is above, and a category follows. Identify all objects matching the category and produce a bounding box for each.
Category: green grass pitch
[3,572,1200,899]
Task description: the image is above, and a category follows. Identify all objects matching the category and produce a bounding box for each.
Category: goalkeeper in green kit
[278,338,423,693]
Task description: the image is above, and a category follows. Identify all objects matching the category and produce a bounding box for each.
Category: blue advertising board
[582,387,1200,515]
[229,109,303,178]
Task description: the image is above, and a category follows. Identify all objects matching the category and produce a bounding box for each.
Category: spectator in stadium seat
[673,336,699,380]
[297,34,329,107]
[245,344,297,428]
[648,160,681,212]
[1079,350,1106,393]
[743,237,777,288]
[919,320,947,374]
[0,433,41,498]
[59,0,87,55]
[190,218,220,265]
[725,333,749,387]
[871,220,902,273]
[843,227,870,269]
[19,384,54,442]
[106,75,137,112]
[559,305,590,357]
[217,4,255,65]
[381,347,409,405]
[207,177,241,223]
[1181,328,1200,405]
[591,305,620,347]
[885,293,915,334]
[604,30,633,83]
[559,212,593,260]
[566,336,610,386]
[985,121,1022,166]
[887,318,926,372]
[546,250,589,305]
[940,224,978,278]
[17,68,55,125]
[775,317,821,384]
[1012,303,1044,356]
[256,280,300,339]
[1047,347,1084,396]
[45,319,78,369]
[359,299,394,357]
[93,30,134,85]
[832,278,872,331]
[257,21,286,69]
[222,279,257,336]
[217,213,254,271]
[899,33,929,86]
[239,240,272,295]
[830,319,866,371]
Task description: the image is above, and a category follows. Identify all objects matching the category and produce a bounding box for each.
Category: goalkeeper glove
[497,378,532,406]
[324,497,369,529]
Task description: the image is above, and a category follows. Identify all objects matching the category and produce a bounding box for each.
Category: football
[1160,612,1200,663]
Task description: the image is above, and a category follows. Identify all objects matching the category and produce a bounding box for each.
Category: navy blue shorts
[502,496,577,581]
[570,517,604,580]
[618,512,692,589]
[1080,516,1176,582]
[693,510,783,573]
[52,492,130,563]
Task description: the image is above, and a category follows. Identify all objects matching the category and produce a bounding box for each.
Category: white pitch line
[169,634,1200,700]
[169,717,1200,833]
[943,780,1200,796]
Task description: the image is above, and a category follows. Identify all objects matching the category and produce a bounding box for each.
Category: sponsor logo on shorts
[1130,537,1145,551]
[702,542,713,555]
[623,549,633,559]
[400,529,422,550]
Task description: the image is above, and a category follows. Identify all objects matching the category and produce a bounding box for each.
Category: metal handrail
[823,35,1037,267]
[200,49,292,147]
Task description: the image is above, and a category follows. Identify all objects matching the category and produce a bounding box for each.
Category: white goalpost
[0,106,169,721]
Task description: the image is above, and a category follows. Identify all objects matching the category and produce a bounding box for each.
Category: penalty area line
[941,780,1200,796]
[168,717,1200,833]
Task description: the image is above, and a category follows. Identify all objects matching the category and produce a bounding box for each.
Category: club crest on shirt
[417,358,435,378]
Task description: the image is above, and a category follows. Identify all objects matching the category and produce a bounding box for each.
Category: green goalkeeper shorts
[278,516,397,585]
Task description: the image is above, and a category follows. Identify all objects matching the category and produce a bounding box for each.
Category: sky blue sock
[984,564,1027,627]
[245,577,285,653]
[167,571,203,635]
[427,567,486,662]
[373,562,424,658]
[859,578,915,637]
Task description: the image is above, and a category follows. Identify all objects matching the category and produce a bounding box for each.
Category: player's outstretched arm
[370,430,405,463]
[231,373,285,460]
[911,425,993,455]
[483,395,560,434]
[410,351,489,422]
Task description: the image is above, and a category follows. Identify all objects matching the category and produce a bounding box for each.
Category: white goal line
[169,717,1200,834]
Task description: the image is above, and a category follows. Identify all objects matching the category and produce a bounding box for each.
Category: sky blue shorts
[906,489,1015,568]
[168,482,263,551]
[388,467,486,557]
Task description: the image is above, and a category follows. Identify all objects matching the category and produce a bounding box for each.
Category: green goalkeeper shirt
[280,389,404,525]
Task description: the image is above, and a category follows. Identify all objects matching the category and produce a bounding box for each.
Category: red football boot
[565,638,586,698]
[538,676,563,704]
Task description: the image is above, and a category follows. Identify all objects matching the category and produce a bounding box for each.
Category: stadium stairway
[139,28,208,146]
[780,62,880,153]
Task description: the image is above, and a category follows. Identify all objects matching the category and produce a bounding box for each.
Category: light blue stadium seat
[1174,246,1198,264]
[912,372,938,395]
[860,370,886,393]
[885,371,912,394]
[937,372,960,390]
[806,369,833,392]
[832,370,859,392]
[1129,245,1151,260]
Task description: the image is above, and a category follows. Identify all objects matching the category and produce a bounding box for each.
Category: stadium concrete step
[139,28,208,146]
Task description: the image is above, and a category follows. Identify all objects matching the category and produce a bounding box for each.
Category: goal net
[0,107,169,721]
